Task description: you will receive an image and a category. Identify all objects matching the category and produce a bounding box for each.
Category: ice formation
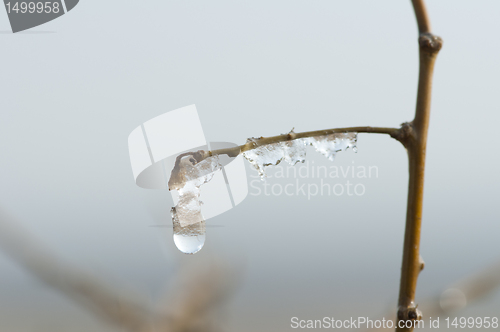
[168,154,221,254]
[169,154,221,227]
[243,132,357,179]
[167,131,358,254]
[303,132,357,161]
[242,136,307,179]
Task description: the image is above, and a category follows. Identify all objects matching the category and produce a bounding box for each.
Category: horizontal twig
[208,126,400,159]
[168,126,401,190]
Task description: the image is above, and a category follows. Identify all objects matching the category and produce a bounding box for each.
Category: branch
[411,0,431,34]
[396,1,442,331]
[208,126,400,159]
[168,126,402,190]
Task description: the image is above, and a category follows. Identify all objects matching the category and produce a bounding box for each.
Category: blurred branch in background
[420,260,500,316]
[2,205,499,332]
[0,209,238,332]
[155,260,240,332]
[367,260,500,332]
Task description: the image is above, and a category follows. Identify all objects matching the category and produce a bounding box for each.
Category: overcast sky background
[1,1,499,331]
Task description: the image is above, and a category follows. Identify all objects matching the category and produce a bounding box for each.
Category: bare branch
[168,126,402,190]
[396,1,443,331]
[411,0,431,34]
[208,126,400,160]
[0,210,155,332]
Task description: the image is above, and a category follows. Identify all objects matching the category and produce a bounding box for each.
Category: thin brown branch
[208,126,400,159]
[411,0,431,34]
[396,1,443,331]
[168,126,402,190]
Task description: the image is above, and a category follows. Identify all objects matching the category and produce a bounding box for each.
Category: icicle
[243,130,307,179]
[243,139,285,179]
[243,130,357,179]
[169,154,221,227]
[282,137,307,166]
[168,153,221,254]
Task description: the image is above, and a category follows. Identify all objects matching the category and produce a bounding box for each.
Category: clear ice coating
[304,132,357,161]
[243,131,357,179]
[169,153,222,192]
[168,154,222,254]
[282,138,308,165]
[243,132,307,179]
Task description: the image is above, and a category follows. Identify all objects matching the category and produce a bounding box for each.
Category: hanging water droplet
[173,233,206,255]
[172,207,206,255]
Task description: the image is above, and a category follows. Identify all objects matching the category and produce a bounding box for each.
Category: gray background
[0,0,499,331]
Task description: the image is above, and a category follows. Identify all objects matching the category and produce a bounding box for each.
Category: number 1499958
[445,317,498,329]
[5,2,60,14]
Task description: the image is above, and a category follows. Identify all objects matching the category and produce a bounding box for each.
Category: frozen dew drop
[171,207,207,255]
[173,233,206,255]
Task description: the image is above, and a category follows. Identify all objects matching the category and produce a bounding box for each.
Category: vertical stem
[396,1,442,331]
[411,0,431,34]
